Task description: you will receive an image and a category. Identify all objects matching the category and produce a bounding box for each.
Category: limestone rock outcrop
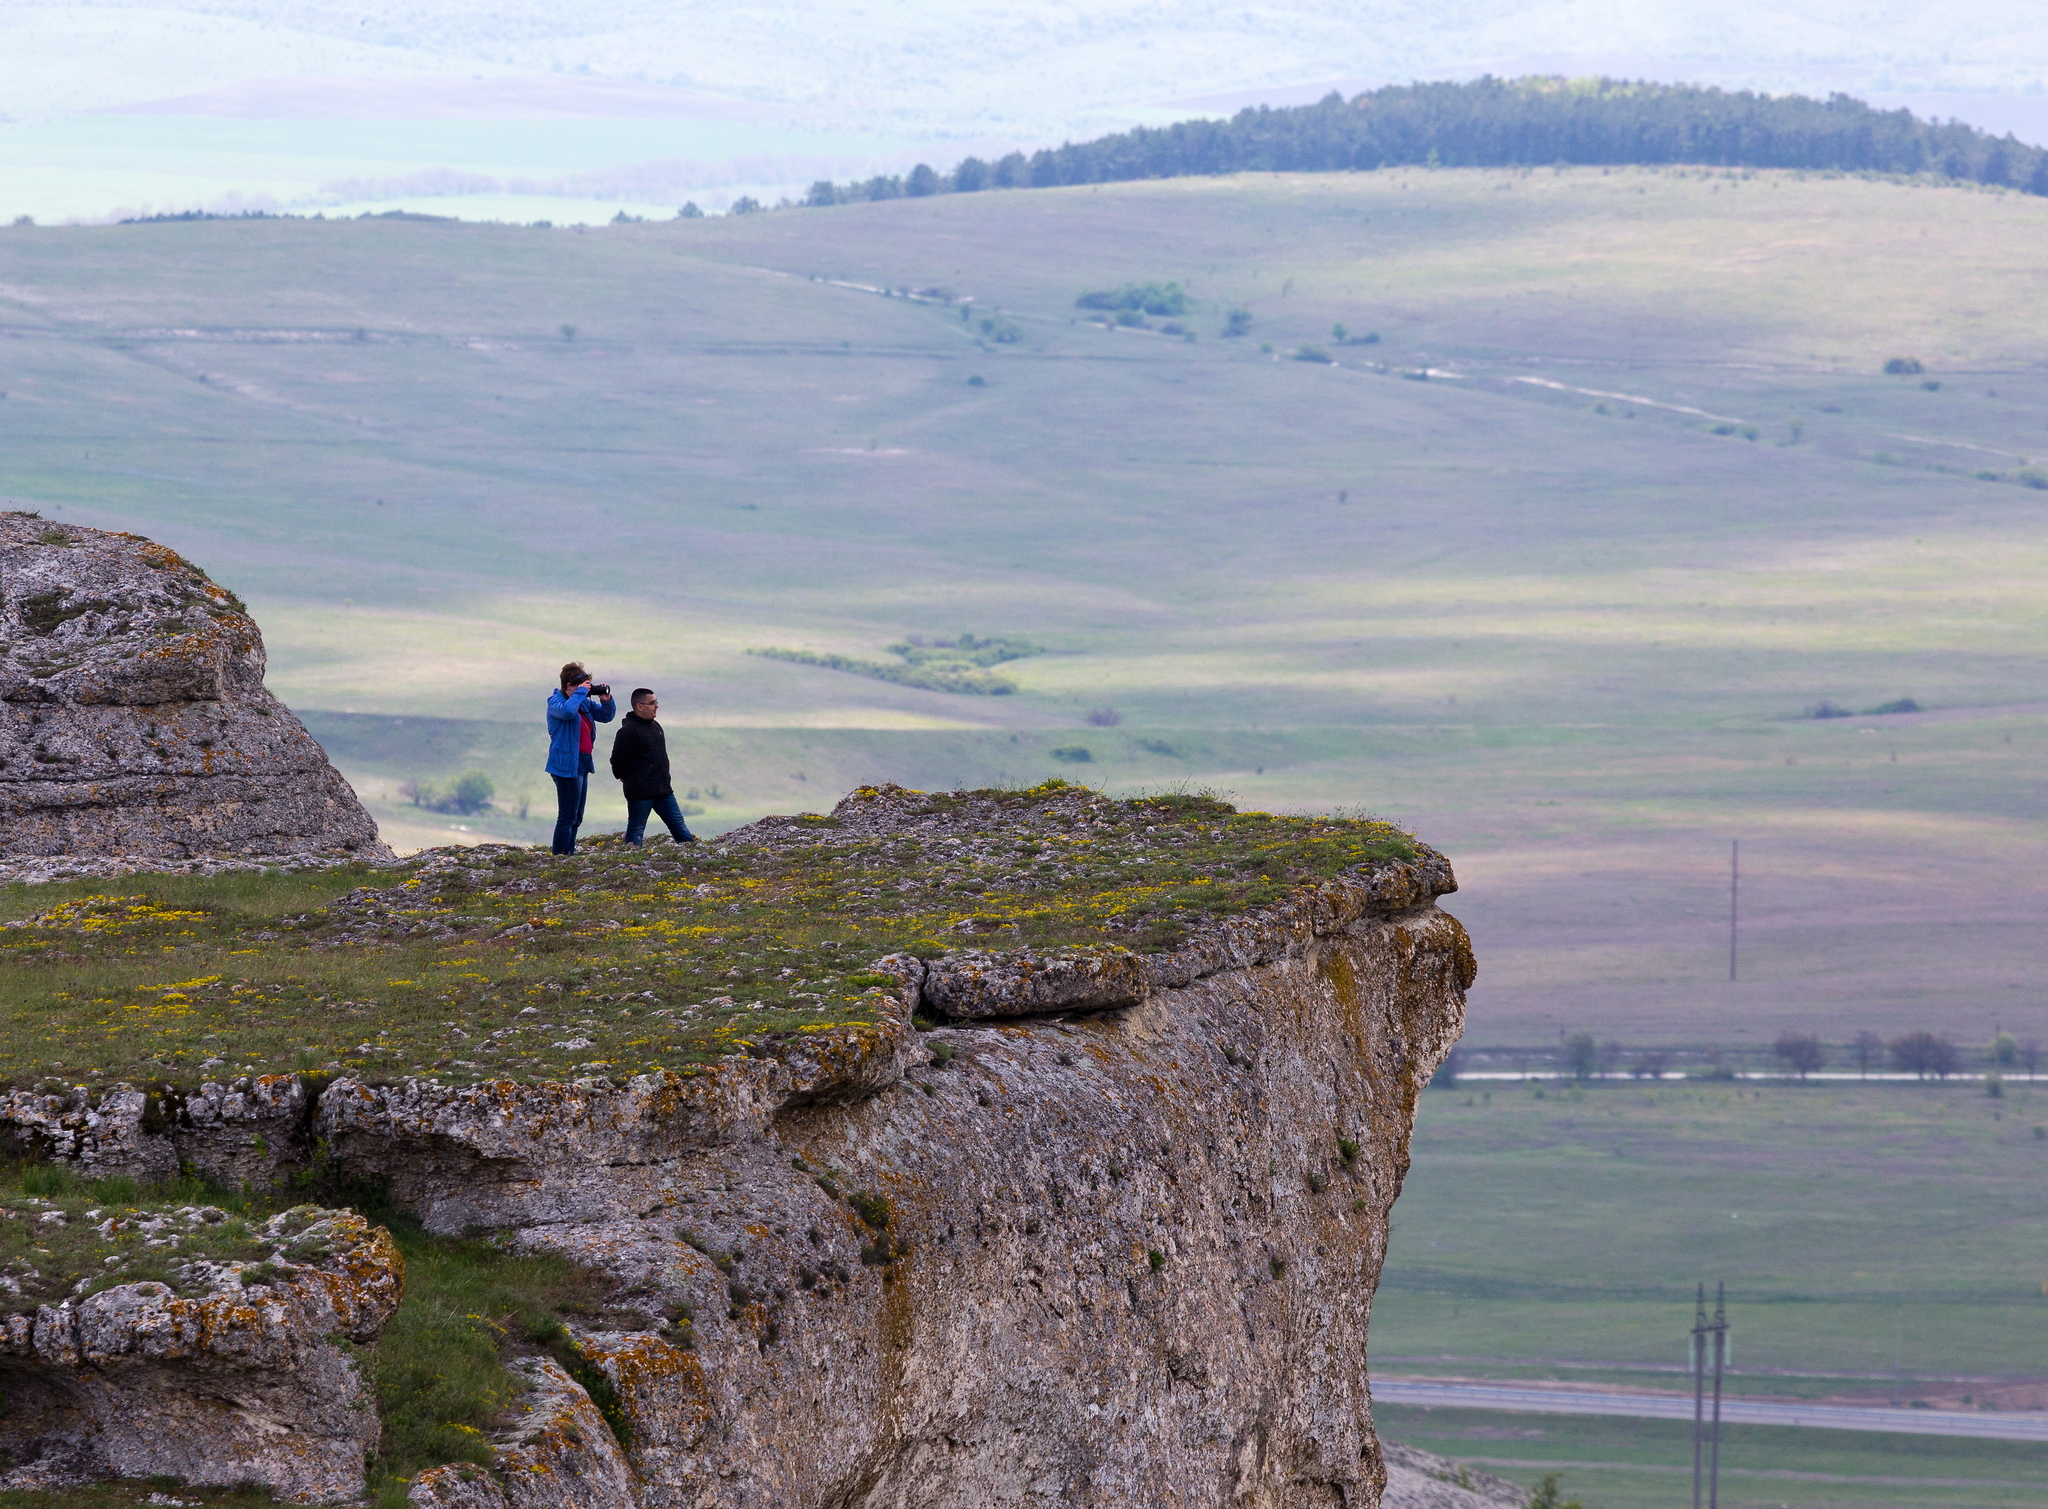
[0,806,1473,1507]
[0,512,386,860]
[0,1205,402,1502]
[529,895,1469,1509]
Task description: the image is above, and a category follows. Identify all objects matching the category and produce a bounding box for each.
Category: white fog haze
[1,0,2045,221]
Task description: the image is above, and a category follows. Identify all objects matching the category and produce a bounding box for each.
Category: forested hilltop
[801,78,2048,207]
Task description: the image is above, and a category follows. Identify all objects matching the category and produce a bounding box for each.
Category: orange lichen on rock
[0,1204,402,1502]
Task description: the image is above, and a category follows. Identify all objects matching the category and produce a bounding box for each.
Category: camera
[589,683,611,696]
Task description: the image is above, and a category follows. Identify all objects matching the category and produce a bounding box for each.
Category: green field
[1380,1406,2048,1509]
[1369,1079,2048,1504]
[1378,1080,2048,1377]
[3,166,2047,1054]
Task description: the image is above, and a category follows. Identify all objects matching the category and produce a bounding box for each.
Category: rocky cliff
[0,512,386,864]
[0,784,1472,1507]
[0,1201,401,1501]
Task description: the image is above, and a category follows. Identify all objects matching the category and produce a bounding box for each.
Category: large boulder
[0,512,386,860]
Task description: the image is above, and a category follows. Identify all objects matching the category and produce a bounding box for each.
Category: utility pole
[1710,1282,1728,1509]
[1691,1285,1706,1509]
[1691,1283,1731,1509]
[1729,840,1739,983]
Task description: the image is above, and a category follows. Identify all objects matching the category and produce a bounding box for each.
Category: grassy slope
[2,168,2046,1046]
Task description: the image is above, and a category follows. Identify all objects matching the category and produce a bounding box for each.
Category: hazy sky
[2,1,2043,221]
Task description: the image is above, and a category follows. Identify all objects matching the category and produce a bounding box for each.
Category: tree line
[800,77,2048,209]
[1435,1029,2037,1087]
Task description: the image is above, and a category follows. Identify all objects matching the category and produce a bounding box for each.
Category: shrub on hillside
[1075,281,1187,317]
[1884,357,1925,375]
[443,771,496,816]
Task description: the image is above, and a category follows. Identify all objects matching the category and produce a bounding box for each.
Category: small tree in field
[2021,1039,2042,1081]
[1774,1030,1826,1079]
[1852,1030,1884,1078]
[444,770,496,815]
[1890,1031,1959,1080]
[1598,1039,1625,1078]
[1563,1031,1597,1080]
[1528,1474,1583,1509]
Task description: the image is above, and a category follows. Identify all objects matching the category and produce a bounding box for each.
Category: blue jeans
[551,772,588,854]
[625,794,696,846]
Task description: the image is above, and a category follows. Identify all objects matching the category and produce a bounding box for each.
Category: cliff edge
[0,782,1471,1507]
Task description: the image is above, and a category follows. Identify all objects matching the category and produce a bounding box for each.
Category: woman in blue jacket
[546,661,616,854]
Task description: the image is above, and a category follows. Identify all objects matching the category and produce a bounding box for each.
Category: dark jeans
[551,772,588,854]
[625,793,696,846]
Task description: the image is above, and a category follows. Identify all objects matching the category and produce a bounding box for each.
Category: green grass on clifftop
[0,781,1416,1088]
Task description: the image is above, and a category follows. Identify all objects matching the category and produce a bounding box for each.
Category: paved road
[1371,1380,2048,1443]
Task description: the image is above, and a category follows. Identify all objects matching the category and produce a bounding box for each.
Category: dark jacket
[609,711,672,800]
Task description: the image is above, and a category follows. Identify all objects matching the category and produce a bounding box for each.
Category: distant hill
[803,78,2048,206]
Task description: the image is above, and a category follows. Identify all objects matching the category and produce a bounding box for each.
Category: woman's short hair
[559,661,589,688]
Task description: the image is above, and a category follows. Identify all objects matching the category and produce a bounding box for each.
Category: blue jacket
[545,686,616,778]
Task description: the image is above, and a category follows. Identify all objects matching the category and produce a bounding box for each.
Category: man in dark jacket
[611,688,697,846]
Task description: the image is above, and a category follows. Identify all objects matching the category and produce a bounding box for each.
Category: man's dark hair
[630,687,655,704]
[559,661,589,689]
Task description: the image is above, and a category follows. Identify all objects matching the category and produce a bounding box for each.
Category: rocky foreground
[0,782,1473,1506]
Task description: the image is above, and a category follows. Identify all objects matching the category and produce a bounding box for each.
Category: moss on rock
[0,781,1425,1088]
